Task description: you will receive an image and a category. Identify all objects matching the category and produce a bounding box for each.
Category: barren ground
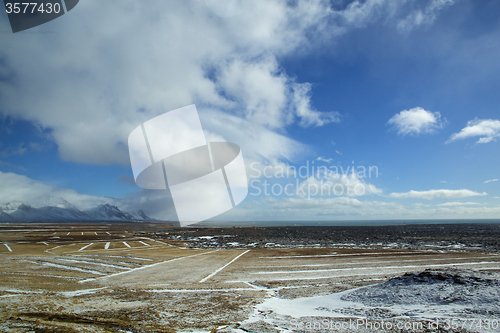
[1,223,499,332]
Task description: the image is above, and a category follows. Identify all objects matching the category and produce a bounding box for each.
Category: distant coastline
[198,219,500,227]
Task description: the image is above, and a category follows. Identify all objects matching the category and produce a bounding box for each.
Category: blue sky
[0,0,499,222]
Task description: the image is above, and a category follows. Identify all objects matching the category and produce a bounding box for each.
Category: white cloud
[217,58,339,128]
[448,119,500,144]
[390,189,487,200]
[292,82,341,127]
[297,170,383,198]
[0,0,458,166]
[270,196,363,212]
[0,171,179,220]
[0,171,110,210]
[484,179,499,184]
[335,150,342,155]
[388,107,443,136]
[436,202,481,207]
[397,0,455,33]
[316,157,333,163]
[3,169,497,222]
[229,195,500,221]
[230,196,408,220]
[199,108,307,163]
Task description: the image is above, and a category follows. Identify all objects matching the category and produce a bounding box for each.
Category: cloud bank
[0,0,457,166]
[390,189,487,200]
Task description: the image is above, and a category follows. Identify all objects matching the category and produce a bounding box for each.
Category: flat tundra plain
[1,223,500,332]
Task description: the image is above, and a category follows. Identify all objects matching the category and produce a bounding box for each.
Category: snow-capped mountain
[6,203,91,221]
[84,204,136,221]
[0,210,16,221]
[130,209,152,221]
[31,197,79,210]
[0,198,155,222]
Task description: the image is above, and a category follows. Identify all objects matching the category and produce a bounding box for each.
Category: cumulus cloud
[199,108,307,163]
[388,107,443,136]
[297,170,383,198]
[0,0,337,166]
[447,119,500,144]
[217,58,338,128]
[0,0,458,166]
[390,189,487,200]
[292,82,341,127]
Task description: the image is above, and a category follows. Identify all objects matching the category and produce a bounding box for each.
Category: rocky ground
[151,223,500,252]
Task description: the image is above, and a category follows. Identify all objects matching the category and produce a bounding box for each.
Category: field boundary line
[199,250,250,283]
[250,261,500,275]
[79,249,218,283]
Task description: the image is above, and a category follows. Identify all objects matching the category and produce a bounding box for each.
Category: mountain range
[0,197,155,222]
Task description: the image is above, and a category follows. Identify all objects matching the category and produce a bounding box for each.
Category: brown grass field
[1,223,499,332]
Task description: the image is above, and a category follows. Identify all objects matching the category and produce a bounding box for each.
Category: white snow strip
[81,232,83,235]
[250,261,500,275]
[250,256,495,269]
[0,229,56,232]
[45,245,62,254]
[104,242,110,250]
[63,246,163,254]
[259,251,430,259]
[94,232,98,235]
[142,237,179,248]
[60,287,107,297]
[79,250,218,283]
[0,294,23,298]
[78,243,93,251]
[28,260,106,275]
[86,254,154,261]
[241,281,267,290]
[106,232,111,235]
[247,267,500,282]
[4,272,80,280]
[3,244,12,252]
[199,250,250,283]
[67,232,70,236]
[123,242,131,248]
[149,288,255,293]
[41,242,49,246]
[57,258,130,270]
[256,272,403,282]
[139,241,150,246]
